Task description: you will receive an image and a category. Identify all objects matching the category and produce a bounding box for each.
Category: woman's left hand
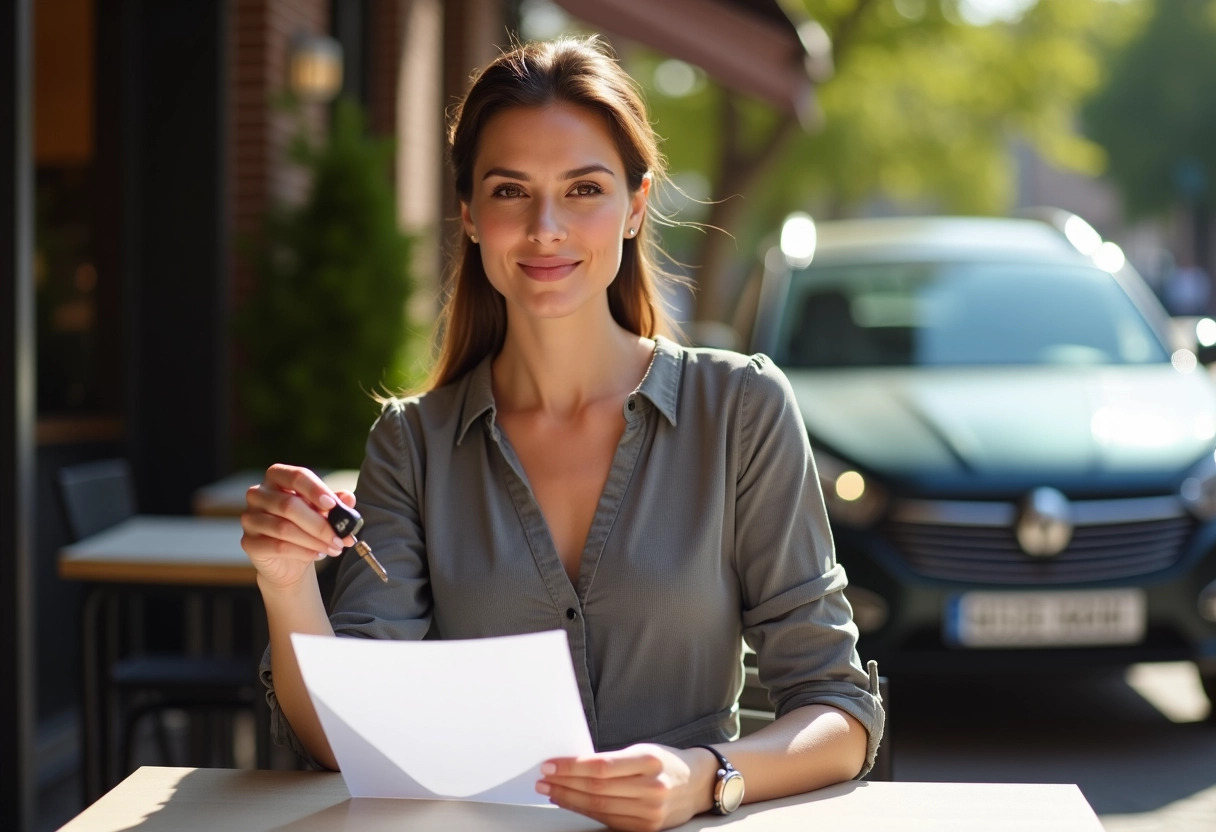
[536,743,715,831]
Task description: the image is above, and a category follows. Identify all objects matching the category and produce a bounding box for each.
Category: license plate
[945,589,1146,648]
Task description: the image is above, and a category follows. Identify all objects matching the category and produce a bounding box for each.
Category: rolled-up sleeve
[259,398,434,764]
[734,354,886,777]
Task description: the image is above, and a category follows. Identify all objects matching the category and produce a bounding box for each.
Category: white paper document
[291,630,594,804]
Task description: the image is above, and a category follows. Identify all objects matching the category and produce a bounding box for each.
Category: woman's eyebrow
[481,164,616,181]
[483,167,528,181]
[564,164,615,179]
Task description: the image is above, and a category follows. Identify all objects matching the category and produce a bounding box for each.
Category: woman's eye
[570,182,604,197]
[491,183,525,198]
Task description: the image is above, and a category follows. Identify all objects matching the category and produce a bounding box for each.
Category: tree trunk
[686,0,877,334]
[690,95,798,329]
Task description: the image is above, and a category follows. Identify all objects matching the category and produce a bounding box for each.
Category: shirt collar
[454,334,683,445]
[456,355,497,445]
[635,335,681,427]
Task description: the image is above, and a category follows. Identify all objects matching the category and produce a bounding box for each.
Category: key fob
[326,502,364,539]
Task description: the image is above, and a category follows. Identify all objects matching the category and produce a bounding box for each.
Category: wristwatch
[693,744,745,815]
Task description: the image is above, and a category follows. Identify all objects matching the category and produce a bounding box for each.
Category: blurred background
[2,0,1214,830]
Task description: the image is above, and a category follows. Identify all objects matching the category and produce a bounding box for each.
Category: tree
[234,98,414,469]
[635,0,1138,328]
[1083,0,1216,270]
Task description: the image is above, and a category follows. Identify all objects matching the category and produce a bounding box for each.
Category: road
[888,661,1216,830]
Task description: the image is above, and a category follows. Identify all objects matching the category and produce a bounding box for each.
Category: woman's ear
[628,173,651,236]
[460,202,477,242]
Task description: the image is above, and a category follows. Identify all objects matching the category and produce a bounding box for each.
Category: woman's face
[461,102,648,325]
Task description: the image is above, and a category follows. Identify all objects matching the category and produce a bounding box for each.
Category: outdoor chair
[57,458,260,789]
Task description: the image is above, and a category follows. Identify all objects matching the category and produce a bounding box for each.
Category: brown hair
[426,35,677,390]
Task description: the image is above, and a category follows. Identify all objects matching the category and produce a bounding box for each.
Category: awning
[551,0,830,125]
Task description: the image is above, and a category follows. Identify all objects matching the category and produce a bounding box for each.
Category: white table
[57,766,1105,831]
[59,516,255,585]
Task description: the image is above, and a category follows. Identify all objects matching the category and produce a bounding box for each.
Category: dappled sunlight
[1172,349,1199,374]
[1123,662,1211,724]
[1093,241,1126,273]
[1090,405,1182,448]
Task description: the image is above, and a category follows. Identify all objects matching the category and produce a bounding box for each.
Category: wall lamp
[288,33,344,102]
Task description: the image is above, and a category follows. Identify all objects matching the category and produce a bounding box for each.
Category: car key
[325,502,389,583]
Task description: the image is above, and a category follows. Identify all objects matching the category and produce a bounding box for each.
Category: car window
[776,261,1170,368]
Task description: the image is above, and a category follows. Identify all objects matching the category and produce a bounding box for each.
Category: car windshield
[776,261,1170,368]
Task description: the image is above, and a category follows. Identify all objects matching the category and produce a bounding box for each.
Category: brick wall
[227,0,331,450]
[367,0,404,140]
[227,0,331,309]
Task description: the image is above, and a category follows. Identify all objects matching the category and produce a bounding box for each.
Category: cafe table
[192,469,360,516]
[58,516,268,801]
[56,766,1106,831]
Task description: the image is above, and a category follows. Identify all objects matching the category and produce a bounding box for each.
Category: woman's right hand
[240,464,357,591]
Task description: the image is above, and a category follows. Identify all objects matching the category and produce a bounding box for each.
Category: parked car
[745,213,1216,703]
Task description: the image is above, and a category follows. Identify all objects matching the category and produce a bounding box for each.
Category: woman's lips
[518,259,580,282]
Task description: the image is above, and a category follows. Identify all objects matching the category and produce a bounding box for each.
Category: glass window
[34,0,118,419]
[777,261,1170,368]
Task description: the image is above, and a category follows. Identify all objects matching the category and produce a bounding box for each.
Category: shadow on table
[265,797,608,832]
[97,768,607,832]
[93,769,336,832]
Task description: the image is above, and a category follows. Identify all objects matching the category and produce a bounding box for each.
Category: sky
[956,0,1039,25]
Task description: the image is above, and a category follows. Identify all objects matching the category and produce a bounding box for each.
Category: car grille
[883,496,1194,584]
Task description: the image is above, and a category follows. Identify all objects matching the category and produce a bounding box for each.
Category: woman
[242,36,883,832]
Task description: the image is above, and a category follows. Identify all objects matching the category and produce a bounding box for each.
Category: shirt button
[566,608,577,620]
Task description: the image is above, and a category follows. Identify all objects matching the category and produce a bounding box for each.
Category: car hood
[785,365,1216,485]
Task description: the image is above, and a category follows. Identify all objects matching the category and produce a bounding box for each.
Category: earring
[470,234,479,244]
[627,228,635,237]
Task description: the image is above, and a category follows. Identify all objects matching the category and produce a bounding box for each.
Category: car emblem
[1015,487,1073,557]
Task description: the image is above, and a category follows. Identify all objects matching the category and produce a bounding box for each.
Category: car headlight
[1181,450,1216,520]
[812,448,889,528]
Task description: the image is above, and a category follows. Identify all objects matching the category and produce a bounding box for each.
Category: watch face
[720,771,746,814]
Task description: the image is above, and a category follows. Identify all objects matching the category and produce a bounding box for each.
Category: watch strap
[692,744,734,775]
[692,744,741,815]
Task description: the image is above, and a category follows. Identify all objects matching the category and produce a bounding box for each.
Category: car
[744,213,1216,704]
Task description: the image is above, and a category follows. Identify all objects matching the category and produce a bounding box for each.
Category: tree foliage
[234,98,414,469]
[1083,0,1216,218]
[634,0,1140,325]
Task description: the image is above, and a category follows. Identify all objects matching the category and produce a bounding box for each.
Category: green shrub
[234,97,414,469]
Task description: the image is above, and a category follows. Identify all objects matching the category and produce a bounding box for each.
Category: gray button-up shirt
[262,336,885,772]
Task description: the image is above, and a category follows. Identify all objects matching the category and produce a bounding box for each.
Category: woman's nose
[527,197,566,244]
